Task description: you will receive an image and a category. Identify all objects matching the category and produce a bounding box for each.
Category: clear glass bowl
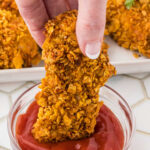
[7,84,135,150]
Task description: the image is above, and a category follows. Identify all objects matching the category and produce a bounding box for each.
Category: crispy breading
[0,9,41,69]
[32,10,116,143]
[0,0,41,69]
[106,0,150,57]
[0,0,18,13]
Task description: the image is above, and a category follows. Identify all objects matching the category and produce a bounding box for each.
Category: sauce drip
[16,101,124,150]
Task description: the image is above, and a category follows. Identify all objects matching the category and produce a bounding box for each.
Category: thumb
[76,0,107,59]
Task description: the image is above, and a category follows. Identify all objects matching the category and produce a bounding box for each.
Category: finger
[15,0,49,47]
[67,0,78,9]
[44,0,69,18]
[76,0,107,59]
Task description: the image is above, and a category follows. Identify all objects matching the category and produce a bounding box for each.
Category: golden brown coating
[106,0,150,57]
[32,10,116,143]
[0,0,18,13]
[0,9,41,69]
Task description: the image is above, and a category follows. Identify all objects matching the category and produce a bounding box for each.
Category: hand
[15,0,107,59]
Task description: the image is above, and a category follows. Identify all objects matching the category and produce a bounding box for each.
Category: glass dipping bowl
[7,84,135,150]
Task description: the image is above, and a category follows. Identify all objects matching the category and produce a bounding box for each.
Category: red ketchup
[16,101,124,150]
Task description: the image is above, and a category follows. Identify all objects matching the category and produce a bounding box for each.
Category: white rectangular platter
[0,36,150,82]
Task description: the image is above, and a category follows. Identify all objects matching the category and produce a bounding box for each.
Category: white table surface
[0,73,150,150]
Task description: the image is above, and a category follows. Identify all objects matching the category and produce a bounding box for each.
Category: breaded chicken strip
[0,9,40,69]
[106,0,150,57]
[0,0,18,13]
[0,0,41,69]
[32,10,116,143]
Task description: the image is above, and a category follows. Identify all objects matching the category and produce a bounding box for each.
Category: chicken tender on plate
[0,9,41,69]
[106,0,150,57]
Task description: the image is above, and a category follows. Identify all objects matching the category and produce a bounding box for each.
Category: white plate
[0,36,150,82]
[107,37,150,74]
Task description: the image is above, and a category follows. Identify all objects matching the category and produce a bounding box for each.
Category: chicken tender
[0,9,40,69]
[106,0,150,57]
[0,0,18,13]
[32,10,116,143]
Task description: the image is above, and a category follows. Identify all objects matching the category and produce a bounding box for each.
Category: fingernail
[85,42,101,59]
